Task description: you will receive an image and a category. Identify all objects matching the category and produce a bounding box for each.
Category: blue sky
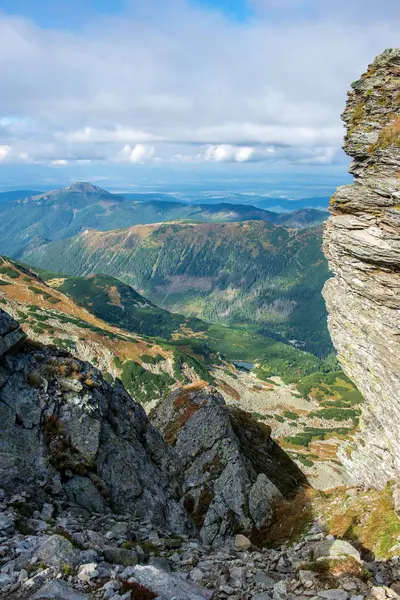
[0,0,399,190]
[0,0,252,28]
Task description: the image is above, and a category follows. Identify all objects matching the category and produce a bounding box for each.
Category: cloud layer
[0,0,399,168]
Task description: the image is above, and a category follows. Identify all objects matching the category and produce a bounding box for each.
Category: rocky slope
[0,308,190,534]
[323,48,400,488]
[0,257,365,489]
[150,386,307,547]
[2,316,400,599]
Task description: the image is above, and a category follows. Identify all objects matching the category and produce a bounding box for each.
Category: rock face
[0,308,190,534]
[150,385,308,546]
[323,49,400,487]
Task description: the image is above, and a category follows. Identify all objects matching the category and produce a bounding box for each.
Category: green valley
[22,219,331,356]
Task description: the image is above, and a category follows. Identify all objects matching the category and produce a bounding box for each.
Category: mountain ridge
[0,182,328,258]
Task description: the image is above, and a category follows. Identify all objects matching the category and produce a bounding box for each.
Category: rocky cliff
[150,385,307,547]
[0,308,190,535]
[323,49,400,488]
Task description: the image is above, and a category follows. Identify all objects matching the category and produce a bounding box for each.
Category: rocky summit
[323,49,400,489]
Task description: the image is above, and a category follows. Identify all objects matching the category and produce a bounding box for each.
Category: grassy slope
[8,258,323,380]
[0,256,216,403]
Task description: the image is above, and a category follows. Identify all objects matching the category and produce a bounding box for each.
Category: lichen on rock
[323,49,400,488]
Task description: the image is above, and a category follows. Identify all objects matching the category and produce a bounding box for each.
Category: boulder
[103,547,138,566]
[31,580,89,599]
[34,535,82,568]
[318,590,348,600]
[129,564,214,599]
[235,534,251,551]
[77,562,99,581]
[313,539,361,563]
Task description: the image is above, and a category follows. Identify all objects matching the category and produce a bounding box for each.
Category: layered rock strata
[323,49,400,487]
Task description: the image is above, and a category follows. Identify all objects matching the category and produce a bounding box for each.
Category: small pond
[233,361,254,371]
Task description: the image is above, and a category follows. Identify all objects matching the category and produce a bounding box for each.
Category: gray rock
[0,309,25,359]
[273,580,288,600]
[323,49,400,487]
[0,513,14,531]
[318,590,348,600]
[313,540,360,562]
[236,534,251,551]
[63,476,107,514]
[252,594,272,600]
[31,580,89,599]
[151,386,306,546]
[0,573,14,589]
[129,564,214,599]
[77,562,99,581]
[229,565,247,586]
[149,556,173,572]
[190,567,205,582]
[298,570,317,585]
[41,503,54,520]
[253,572,276,587]
[35,535,81,568]
[103,546,138,566]
[343,582,358,591]
[109,521,129,537]
[249,474,282,529]
[0,308,191,535]
[57,377,83,393]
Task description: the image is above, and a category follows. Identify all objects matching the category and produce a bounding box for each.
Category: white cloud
[205,145,260,163]
[0,1,398,168]
[118,144,156,163]
[62,126,160,144]
[0,145,11,161]
[52,159,69,165]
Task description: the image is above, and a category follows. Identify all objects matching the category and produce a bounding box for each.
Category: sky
[0,0,399,190]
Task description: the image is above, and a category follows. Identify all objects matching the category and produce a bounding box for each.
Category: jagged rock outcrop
[323,49,400,488]
[0,308,190,534]
[150,385,308,546]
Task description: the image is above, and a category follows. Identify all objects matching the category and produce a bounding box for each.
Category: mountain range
[0,182,329,257]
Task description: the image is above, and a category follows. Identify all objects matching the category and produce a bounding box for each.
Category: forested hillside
[0,182,328,256]
[23,220,332,356]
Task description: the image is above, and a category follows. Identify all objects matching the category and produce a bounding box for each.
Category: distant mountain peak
[65,181,109,195]
[20,181,116,205]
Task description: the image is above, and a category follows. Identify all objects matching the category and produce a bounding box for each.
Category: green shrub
[283,411,299,420]
[121,360,175,404]
[0,266,19,278]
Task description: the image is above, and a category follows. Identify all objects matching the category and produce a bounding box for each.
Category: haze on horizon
[0,0,399,190]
